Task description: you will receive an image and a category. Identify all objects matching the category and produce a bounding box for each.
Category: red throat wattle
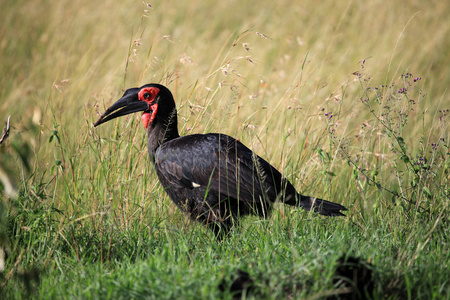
[141,104,158,129]
[138,87,160,129]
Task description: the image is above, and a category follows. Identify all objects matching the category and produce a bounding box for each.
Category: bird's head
[94,83,176,129]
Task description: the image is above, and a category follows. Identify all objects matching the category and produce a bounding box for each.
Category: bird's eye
[143,92,150,99]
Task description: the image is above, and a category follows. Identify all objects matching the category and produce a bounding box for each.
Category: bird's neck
[146,113,180,162]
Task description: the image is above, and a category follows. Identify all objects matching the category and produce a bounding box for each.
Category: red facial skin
[138,87,160,129]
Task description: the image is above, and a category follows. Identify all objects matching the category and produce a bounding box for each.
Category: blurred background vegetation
[0,0,448,298]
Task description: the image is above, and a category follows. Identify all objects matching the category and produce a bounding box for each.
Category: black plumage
[94,83,346,237]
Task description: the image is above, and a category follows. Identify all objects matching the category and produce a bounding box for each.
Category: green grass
[1,0,449,299]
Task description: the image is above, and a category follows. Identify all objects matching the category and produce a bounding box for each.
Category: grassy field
[1,0,449,298]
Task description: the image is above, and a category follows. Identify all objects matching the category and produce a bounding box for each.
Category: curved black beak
[94,88,148,127]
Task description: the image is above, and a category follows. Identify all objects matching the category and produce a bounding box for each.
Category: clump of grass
[325,63,449,219]
[316,63,449,297]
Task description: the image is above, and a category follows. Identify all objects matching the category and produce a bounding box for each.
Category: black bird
[94,84,346,237]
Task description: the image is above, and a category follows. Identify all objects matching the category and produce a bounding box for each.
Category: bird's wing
[154,133,294,203]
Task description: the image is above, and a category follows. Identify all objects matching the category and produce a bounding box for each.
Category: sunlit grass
[1,0,449,299]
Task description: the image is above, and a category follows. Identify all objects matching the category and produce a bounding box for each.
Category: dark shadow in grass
[329,255,374,300]
[219,269,257,299]
[0,266,41,298]
[17,267,41,296]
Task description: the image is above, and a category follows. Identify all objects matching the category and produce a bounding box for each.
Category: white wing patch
[192,182,201,188]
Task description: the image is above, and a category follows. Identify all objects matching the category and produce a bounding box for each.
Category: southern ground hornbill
[94,83,346,237]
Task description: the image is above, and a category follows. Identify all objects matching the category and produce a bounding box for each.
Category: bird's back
[153,133,298,219]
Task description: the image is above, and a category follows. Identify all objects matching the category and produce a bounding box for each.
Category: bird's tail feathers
[299,195,346,216]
